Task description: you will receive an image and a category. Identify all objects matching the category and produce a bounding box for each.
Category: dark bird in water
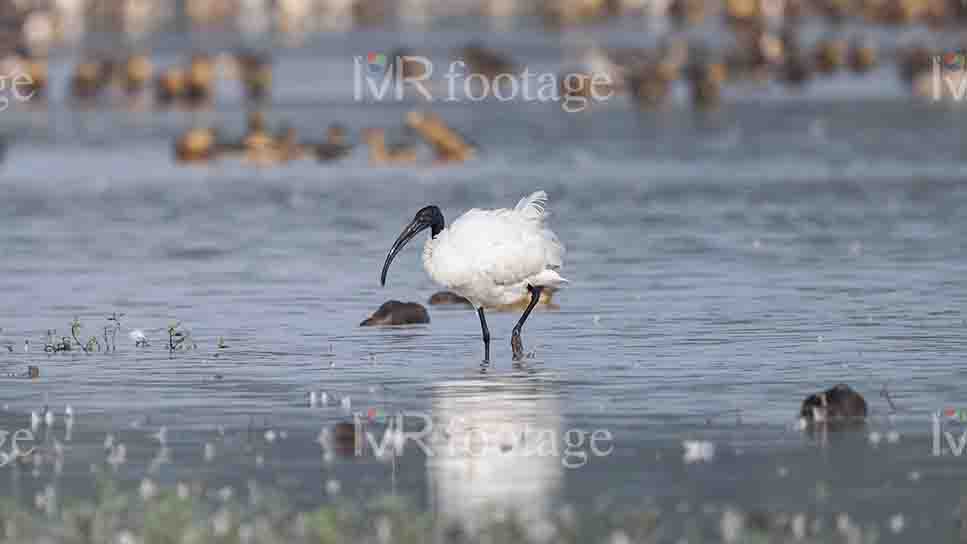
[362,128,417,164]
[237,50,272,103]
[122,54,153,99]
[360,301,430,326]
[21,57,47,100]
[331,422,358,456]
[184,53,215,108]
[428,291,473,307]
[459,42,517,80]
[848,36,878,74]
[800,384,867,424]
[814,37,848,75]
[70,59,110,102]
[173,127,217,163]
[389,47,427,80]
[155,66,186,107]
[315,123,352,162]
[689,61,727,109]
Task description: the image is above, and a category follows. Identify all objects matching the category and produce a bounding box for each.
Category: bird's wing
[443,194,563,288]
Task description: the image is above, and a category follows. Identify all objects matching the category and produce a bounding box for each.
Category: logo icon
[366,53,387,77]
[366,407,388,423]
[942,51,965,72]
[941,407,967,422]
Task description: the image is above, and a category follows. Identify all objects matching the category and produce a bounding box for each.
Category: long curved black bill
[380,218,430,286]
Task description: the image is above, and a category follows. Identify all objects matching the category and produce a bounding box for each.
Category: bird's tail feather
[530,268,568,289]
[515,190,548,220]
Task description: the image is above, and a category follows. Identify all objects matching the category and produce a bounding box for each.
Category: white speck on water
[868,432,882,446]
[752,239,761,249]
[889,514,905,533]
[117,530,137,544]
[217,486,234,502]
[103,434,115,450]
[255,454,264,468]
[204,442,216,462]
[720,509,744,543]
[817,335,824,342]
[341,396,352,413]
[320,392,329,405]
[376,516,393,544]
[908,470,921,482]
[608,530,631,544]
[325,479,341,495]
[264,430,277,443]
[107,444,126,468]
[683,440,715,464]
[176,482,190,500]
[592,315,602,325]
[212,508,232,535]
[887,430,900,443]
[139,478,157,501]
[792,513,807,540]
[43,410,54,427]
[777,466,789,478]
[308,391,317,407]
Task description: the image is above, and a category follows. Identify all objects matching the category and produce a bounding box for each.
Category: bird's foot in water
[511,332,524,361]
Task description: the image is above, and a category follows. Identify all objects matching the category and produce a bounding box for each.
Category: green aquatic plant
[167,321,194,352]
[105,312,124,352]
[0,474,896,544]
[44,329,72,353]
[142,490,195,544]
[71,317,86,352]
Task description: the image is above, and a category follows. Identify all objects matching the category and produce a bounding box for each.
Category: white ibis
[381,191,567,362]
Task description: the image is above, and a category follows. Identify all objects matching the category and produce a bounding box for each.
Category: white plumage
[422,191,566,308]
[380,190,567,362]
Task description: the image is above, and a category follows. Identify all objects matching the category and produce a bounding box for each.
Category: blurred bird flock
[0,0,965,167]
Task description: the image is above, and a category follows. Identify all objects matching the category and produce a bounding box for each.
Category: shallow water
[2,27,967,541]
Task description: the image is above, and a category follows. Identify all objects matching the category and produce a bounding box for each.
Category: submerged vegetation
[0,475,909,543]
[0,315,203,379]
[1,315,200,358]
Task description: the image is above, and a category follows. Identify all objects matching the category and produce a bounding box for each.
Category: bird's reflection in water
[427,379,563,539]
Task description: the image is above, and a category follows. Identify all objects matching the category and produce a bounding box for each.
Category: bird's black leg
[511,285,543,361]
[478,307,491,364]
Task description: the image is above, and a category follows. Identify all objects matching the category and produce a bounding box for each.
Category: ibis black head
[381,205,444,286]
